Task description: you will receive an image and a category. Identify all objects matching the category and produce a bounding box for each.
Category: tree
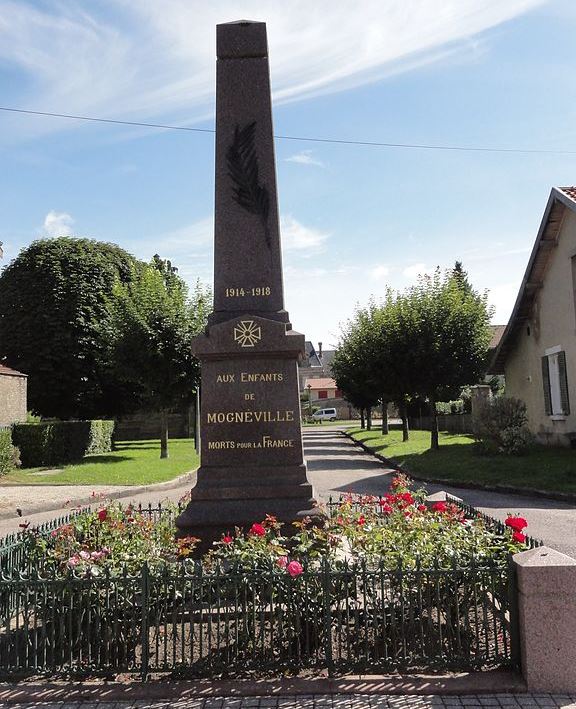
[106,263,210,458]
[331,308,381,430]
[397,268,493,450]
[0,238,139,418]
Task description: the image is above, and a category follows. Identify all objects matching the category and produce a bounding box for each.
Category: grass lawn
[1,438,199,486]
[349,427,576,494]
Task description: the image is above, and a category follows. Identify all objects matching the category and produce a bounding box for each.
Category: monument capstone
[175,20,319,540]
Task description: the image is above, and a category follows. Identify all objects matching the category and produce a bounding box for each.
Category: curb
[0,671,526,702]
[0,470,197,522]
[342,430,576,504]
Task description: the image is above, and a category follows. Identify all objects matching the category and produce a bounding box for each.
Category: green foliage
[0,237,139,418]
[105,266,209,412]
[333,263,493,448]
[12,420,114,468]
[473,396,533,455]
[0,427,20,476]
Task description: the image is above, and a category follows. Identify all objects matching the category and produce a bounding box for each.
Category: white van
[311,407,337,422]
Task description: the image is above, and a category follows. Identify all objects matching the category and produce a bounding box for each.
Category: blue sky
[1,0,575,348]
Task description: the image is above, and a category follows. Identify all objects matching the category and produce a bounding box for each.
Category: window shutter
[542,356,552,415]
[558,351,571,415]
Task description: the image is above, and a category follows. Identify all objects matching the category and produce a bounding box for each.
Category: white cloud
[41,211,74,237]
[370,264,390,280]
[0,1,544,144]
[285,150,324,167]
[402,262,429,279]
[280,215,329,252]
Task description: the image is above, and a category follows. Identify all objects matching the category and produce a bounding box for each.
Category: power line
[1,104,575,156]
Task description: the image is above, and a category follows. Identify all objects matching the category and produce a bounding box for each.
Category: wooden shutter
[558,351,571,415]
[542,356,552,415]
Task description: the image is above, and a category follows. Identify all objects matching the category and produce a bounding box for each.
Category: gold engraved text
[241,372,283,382]
[262,436,294,448]
[207,410,295,424]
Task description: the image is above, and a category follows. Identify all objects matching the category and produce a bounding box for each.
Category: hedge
[12,420,115,468]
[0,427,15,476]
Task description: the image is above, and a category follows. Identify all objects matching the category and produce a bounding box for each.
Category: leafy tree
[0,238,139,418]
[106,263,210,458]
[397,268,493,449]
[331,310,381,429]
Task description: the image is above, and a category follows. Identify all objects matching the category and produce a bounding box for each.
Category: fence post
[140,562,150,681]
[322,560,334,676]
[513,545,576,692]
[507,555,521,671]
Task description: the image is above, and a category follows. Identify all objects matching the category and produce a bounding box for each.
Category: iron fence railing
[0,558,515,679]
[0,496,526,679]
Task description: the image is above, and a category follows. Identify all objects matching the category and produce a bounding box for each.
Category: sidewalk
[0,694,575,708]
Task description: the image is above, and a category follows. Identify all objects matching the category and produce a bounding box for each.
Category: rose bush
[17,475,529,578]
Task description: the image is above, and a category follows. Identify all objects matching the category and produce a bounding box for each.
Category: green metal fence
[0,499,522,679]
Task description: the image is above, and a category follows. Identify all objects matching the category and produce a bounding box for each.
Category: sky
[1,0,576,350]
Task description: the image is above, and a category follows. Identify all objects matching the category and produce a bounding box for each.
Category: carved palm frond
[226,121,271,246]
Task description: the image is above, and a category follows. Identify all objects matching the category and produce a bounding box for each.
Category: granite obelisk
[176,20,319,539]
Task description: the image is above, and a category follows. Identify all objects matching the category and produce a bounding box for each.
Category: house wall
[505,208,576,445]
[0,373,27,426]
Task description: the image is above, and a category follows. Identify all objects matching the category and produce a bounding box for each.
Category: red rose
[249,522,266,537]
[357,515,366,526]
[432,502,448,513]
[97,509,108,522]
[381,503,393,515]
[505,516,528,533]
[287,560,303,577]
[512,531,526,543]
[417,504,427,512]
[399,492,414,505]
[222,535,233,544]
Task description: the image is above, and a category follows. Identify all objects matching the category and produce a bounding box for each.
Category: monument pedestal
[175,316,319,541]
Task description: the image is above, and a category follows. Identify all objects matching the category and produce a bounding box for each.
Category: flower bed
[0,476,534,679]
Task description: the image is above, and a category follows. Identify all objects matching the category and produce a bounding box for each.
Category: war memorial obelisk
[176,20,319,540]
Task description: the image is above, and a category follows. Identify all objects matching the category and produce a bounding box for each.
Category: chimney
[318,342,323,359]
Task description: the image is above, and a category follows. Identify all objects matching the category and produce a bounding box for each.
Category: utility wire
[1,104,575,156]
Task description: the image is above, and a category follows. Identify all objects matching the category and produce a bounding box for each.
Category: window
[318,390,328,399]
[335,388,343,398]
[542,347,570,416]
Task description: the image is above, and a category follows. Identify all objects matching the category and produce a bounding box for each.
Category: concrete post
[470,384,491,417]
[513,545,576,692]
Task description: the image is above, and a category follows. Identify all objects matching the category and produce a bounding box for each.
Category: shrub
[18,474,528,578]
[0,427,20,476]
[12,420,115,468]
[473,396,533,455]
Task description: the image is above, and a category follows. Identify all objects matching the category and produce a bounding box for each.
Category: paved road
[2,429,576,557]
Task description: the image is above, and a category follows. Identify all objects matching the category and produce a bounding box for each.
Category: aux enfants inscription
[176,21,319,540]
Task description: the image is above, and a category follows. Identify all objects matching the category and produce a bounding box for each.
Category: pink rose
[276,556,288,568]
[287,560,303,578]
[67,556,80,567]
[79,550,91,561]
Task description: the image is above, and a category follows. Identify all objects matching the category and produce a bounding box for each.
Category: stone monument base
[175,462,320,547]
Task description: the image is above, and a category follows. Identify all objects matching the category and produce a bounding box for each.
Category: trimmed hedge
[0,427,15,476]
[12,420,115,468]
